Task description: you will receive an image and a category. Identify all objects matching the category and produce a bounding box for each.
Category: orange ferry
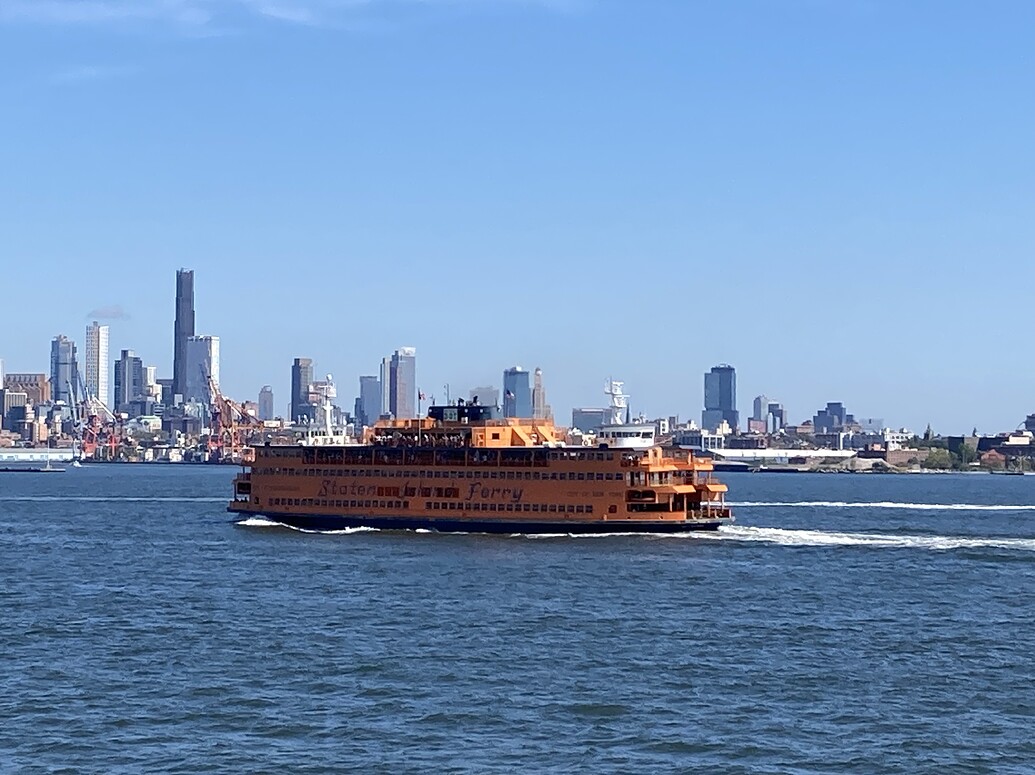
[229,403,733,534]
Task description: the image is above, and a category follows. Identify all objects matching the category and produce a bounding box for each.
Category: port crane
[204,370,261,464]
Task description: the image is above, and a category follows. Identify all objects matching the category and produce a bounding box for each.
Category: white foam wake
[705,525,1035,551]
[731,501,1035,511]
[234,518,379,535]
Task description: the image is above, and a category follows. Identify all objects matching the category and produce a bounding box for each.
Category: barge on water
[229,403,733,534]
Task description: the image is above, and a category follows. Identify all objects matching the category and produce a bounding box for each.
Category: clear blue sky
[1,0,1032,434]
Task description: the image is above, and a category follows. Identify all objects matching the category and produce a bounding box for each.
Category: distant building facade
[113,350,145,414]
[702,364,738,432]
[258,386,275,421]
[50,335,78,404]
[386,347,416,419]
[532,367,551,420]
[572,408,608,433]
[4,373,50,405]
[469,386,500,409]
[184,335,219,403]
[356,375,381,427]
[291,357,315,422]
[502,366,533,418]
[172,268,196,402]
[84,321,109,407]
[813,402,853,434]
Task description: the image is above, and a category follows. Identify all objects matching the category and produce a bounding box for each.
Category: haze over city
[1,0,1032,433]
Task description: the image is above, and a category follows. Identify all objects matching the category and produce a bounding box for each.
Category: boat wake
[731,501,1035,511]
[234,518,379,535]
[703,525,1035,552]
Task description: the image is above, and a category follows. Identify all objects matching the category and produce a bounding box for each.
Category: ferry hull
[232,508,729,535]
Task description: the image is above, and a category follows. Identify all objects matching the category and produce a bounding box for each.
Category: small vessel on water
[229,402,733,534]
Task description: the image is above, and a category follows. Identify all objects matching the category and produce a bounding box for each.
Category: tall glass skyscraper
[113,349,144,414]
[357,375,382,427]
[291,357,314,422]
[258,386,274,421]
[502,366,533,418]
[387,348,416,420]
[50,335,78,404]
[172,269,195,402]
[84,321,109,408]
[702,364,738,432]
[185,335,220,403]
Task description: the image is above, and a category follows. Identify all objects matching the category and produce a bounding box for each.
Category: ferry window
[608,505,617,514]
[576,505,584,513]
[577,473,585,481]
[523,504,531,512]
[491,433,500,440]
[567,505,575,513]
[587,505,594,514]
[531,504,540,513]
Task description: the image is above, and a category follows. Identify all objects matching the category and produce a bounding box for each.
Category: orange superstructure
[229,403,732,534]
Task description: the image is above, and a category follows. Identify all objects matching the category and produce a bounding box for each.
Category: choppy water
[2,467,1034,773]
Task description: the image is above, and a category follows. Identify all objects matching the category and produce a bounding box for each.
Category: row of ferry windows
[255,468,625,482]
[267,497,592,514]
[260,448,618,464]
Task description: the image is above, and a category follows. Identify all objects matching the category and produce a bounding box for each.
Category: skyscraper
[50,335,78,404]
[291,357,314,422]
[185,335,219,402]
[258,386,274,421]
[702,364,738,432]
[113,349,144,414]
[84,321,109,407]
[532,367,551,420]
[357,375,382,427]
[752,395,770,423]
[502,366,533,418]
[387,347,416,420]
[172,268,195,401]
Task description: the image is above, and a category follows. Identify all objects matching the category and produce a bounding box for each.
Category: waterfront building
[532,367,551,420]
[84,321,109,407]
[386,347,416,420]
[185,335,219,403]
[50,335,78,404]
[172,268,196,402]
[4,373,50,405]
[502,366,532,419]
[113,350,144,414]
[291,357,315,422]
[469,386,500,408]
[702,364,738,432]
[258,386,275,421]
[357,375,381,427]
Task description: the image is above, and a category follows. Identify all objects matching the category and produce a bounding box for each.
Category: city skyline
[1,2,1032,432]
[3,300,1034,435]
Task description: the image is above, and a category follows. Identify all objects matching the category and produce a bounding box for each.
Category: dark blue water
[3,467,1035,773]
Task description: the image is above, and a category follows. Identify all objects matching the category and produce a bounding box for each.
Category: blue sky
[1,0,1032,433]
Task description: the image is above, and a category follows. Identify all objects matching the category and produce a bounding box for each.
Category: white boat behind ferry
[594,379,656,450]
